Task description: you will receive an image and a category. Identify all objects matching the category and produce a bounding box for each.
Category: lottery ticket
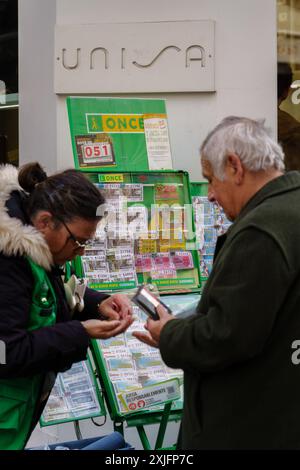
[150,268,177,279]
[151,252,173,270]
[154,184,180,201]
[98,337,127,350]
[204,227,218,244]
[121,184,143,202]
[200,255,214,277]
[135,254,152,273]
[170,251,194,270]
[87,271,110,283]
[127,205,148,235]
[114,248,134,260]
[137,238,158,254]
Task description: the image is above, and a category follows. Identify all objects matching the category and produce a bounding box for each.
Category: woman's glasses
[57,217,93,249]
[45,191,93,249]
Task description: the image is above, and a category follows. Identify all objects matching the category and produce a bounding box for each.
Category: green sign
[152,278,195,287]
[67,97,171,172]
[88,281,136,290]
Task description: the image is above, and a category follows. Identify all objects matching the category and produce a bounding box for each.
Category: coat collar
[0,165,53,271]
[234,171,300,225]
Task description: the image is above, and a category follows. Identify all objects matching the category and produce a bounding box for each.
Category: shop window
[0,0,18,165]
[277,0,300,170]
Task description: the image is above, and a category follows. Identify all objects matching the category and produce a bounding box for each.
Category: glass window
[277,0,300,170]
[0,0,18,165]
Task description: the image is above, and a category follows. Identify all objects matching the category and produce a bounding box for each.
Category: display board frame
[40,357,106,427]
[75,170,202,295]
[89,332,183,450]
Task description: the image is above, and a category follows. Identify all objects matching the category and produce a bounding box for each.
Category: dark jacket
[160,171,300,449]
[0,166,108,436]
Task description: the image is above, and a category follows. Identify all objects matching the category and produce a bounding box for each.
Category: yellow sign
[98,174,124,183]
[102,114,144,133]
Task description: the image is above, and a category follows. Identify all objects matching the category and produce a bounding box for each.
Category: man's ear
[226,153,244,184]
[33,211,55,232]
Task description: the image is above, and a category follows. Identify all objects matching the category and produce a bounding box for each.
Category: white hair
[200,116,285,180]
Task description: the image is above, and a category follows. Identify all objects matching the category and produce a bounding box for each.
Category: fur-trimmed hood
[0,165,53,271]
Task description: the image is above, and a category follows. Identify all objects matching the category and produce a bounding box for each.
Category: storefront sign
[55,20,215,93]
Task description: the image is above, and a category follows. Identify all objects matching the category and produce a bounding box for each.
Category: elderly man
[134,116,300,449]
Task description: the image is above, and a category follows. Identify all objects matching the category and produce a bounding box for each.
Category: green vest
[0,258,57,450]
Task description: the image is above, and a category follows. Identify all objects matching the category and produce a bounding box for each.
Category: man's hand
[98,293,132,321]
[132,304,175,348]
[81,315,133,339]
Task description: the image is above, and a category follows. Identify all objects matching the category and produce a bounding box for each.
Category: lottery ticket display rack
[71,169,202,449]
[190,182,231,283]
[90,337,183,450]
[75,170,201,295]
[40,358,106,428]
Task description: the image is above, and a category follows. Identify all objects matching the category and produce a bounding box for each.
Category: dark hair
[18,162,105,222]
[277,62,293,100]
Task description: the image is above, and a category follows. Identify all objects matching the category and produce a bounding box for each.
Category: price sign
[82,142,113,163]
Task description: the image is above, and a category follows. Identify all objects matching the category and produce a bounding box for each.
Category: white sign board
[55,21,215,93]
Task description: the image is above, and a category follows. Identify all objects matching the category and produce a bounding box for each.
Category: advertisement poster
[67,97,173,172]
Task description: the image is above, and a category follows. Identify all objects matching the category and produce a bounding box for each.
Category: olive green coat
[160,172,300,449]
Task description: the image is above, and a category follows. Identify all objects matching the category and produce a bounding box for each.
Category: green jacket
[160,171,300,449]
[0,259,57,450]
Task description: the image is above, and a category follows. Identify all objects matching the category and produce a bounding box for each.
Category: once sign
[55,21,215,93]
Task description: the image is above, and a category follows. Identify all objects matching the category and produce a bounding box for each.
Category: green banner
[88,281,136,290]
[67,97,171,172]
[151,278,195,287]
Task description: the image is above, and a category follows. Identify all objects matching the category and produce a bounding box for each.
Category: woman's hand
[81,315,133,339]
[98,293,132,320]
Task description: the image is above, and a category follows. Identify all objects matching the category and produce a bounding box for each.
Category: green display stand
[90,339,182,450]
[190,181,208,198]
[70,171,205,448]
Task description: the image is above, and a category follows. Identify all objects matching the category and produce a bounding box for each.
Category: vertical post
[155,402,172,449]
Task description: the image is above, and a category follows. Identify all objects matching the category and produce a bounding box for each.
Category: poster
[143,115,173,170]
[67,97,173,172]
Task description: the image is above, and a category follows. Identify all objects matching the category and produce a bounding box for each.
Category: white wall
[20,0,277,180]
[19,0,57,173]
